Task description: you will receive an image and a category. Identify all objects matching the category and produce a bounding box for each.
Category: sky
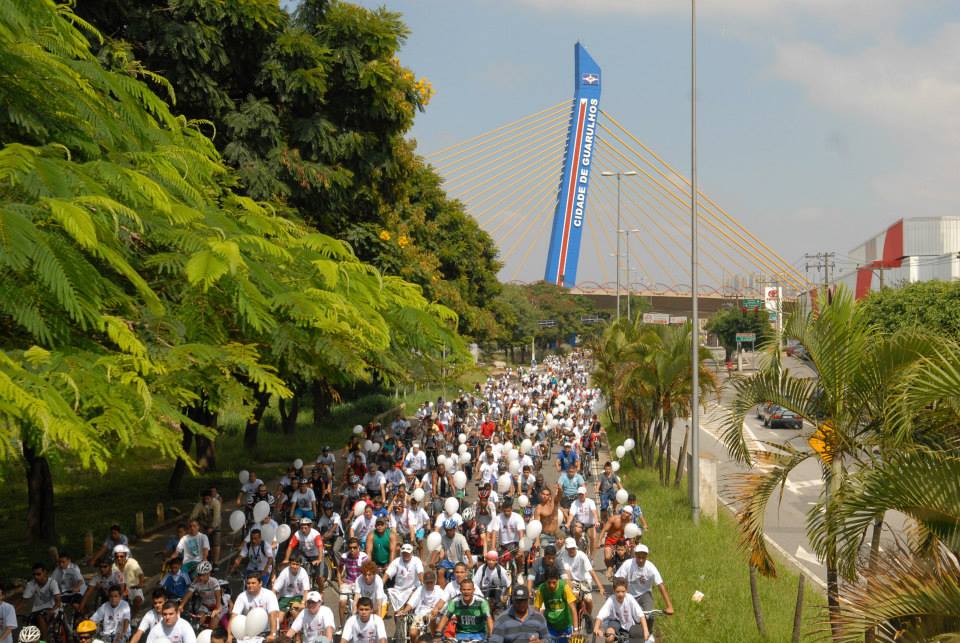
[354,0,959,285]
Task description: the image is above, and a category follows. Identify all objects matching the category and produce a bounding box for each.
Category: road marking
[784,479,821,494]
[795,545,822,566]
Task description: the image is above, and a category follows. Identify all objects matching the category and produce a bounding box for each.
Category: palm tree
[719,287,937,634]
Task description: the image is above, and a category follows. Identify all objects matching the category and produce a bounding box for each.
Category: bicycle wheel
[394,614,408,643]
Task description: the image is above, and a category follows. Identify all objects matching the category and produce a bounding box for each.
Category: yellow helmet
[77,620,97,634]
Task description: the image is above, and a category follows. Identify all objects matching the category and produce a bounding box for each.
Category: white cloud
[773,24,960,215]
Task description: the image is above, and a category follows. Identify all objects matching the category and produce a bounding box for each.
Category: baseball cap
[413,442,420,448]
[401,544,414,554]
[512,585,530,600]
[634,544,649,554]
[620,506,633,515]
[577,486,587,494]
[306,591,322,603]
[564,537,577,549]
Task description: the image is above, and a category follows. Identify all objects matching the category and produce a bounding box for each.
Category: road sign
[669,316,687,325]
[538,319,556,327]
[736,332,756,343]
[768,311,778,322]
[642,313,670,325]
[742,299,762,309]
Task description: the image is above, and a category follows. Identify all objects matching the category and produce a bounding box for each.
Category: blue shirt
[160,571,191,598]
[558,473,585,499]
[556,450,578,472]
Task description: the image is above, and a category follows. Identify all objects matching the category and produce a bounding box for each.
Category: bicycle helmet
[113,544,130,556]
[350,475,360,484]
[462,507,475,522]
[77,621,98,635]
[19,626,41,643]
[443,519,458,530]
[196,561,213,575]
[300,517,313,525]
[322,500,334,510]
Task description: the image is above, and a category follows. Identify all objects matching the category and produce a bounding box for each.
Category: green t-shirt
[371,528,391,565]
[447,596,490,634]
[535,580,575,631]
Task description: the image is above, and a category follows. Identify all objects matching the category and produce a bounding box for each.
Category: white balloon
[437,455,447,467]
[444,497,459,514]
[353,501,367,517]
[616,489,629,505]
[497,473,512,493]
[611,461,621,472]
[413,488,425,502]
[276,523,292,544]
[624,438,636,451]
[353,425,364,435]
[521,439,532,454]
[519,536,531,552]
[518,494,529,508]
[458,434,467,444]
[196,631,213,643]
[625,523,641,539]
[363,439,373,451]
[293,458,304,470]
[426,532,443,552]
[244,607,268,637]
[453,471,467,489]
[229,615,247,640]
[371,442,381,453]
[238,470,250,484]
[508,450,519,462]
[252,500,270,523]
[509,460,520,475]
[458,444,468,455]
[525,425,536,437]
[460,452,472,464]
[616,446,626,459]
[229,510,245,533]
[260,523,277,544]
[526,519,543,540]
[546,413,554,422]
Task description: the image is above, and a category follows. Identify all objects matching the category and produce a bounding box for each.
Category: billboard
[544,43,602,288]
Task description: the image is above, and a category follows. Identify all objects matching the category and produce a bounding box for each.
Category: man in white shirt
[167,520,210,578]
[19,563,60,642]
[147,601,196,643]
[385,544,424,613]
[613,544,674,630]
[340,597,387,643]
[559,538,606,619]
[488,500,525,551]
[53,553,85,603]
[362,464,387,503]
[404,444,427,474]
[471,551,511,611]
[237,472,265,507]
[396,571,445,643]
[285,591,334,643]
[594,578,648,640]
[92,586,131,643]
[272,559,310,612]
[228,573,280,643]
[566,487,600,555]
[350,505,377,545]
[0,585,17,643]
[130,590,166,643]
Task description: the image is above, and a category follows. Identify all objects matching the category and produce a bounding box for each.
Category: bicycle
[393,610,415,643]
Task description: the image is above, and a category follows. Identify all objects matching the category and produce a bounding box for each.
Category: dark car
[756,402,776,422]
[767,408,803,429]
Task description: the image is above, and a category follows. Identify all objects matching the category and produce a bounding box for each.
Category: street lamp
[617,228,642,321]
[600,170,638,321]
[690,0,701,523]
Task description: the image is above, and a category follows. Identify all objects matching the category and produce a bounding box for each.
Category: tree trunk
[312,380,332,425]
[664,418,674,486]
[791,575,805,643]
[243,390,271,450]
[749,564,768,639]
[279,391,300,435]
[195,434,217,471]
[864,513,885,643]
[674,425,689,487]
[168,428,195,497]
[826,458,843,640]
[23,442,56,543]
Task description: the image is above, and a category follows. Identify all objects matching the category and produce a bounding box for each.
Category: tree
[705,305,772,359]
[860,280,960,340]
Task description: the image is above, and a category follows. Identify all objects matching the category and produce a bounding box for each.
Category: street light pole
[601,171,637,322]
[689,0,701,524]
[619,228,641,322]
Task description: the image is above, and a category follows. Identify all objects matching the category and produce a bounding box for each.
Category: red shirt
[481,421,496,438]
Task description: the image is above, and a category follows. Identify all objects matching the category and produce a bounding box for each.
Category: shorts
[415,528,425,541]
[412,612,438,631]
[604,536,620,547]
[294,508,315,521]
[547,625,572,643]
[339,582,358,600]
[208,529,222,551]
[455,634,486,641]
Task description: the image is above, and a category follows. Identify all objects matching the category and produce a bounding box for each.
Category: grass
[605,435,828,642]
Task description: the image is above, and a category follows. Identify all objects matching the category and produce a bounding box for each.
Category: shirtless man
[533,487,565,549]
[598,506,632,574]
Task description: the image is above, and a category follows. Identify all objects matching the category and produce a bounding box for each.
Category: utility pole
[689,0,701,525]
[805,252,836,293]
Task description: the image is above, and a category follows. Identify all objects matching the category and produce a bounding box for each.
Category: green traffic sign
[742,299,762,309]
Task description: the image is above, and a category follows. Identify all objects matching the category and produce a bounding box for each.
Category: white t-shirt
[443,581,463,603]
[232,588,280,619]
[355,574,386,604]
[559,550,594,582]
[147,618,197,643]
[385,556,423,591]
[0,601,17,643]
[596,594,645,631]
[351,515,376,543]
[340,614,387,643]
[23,577,60,611]
[292,488,317,511]
[407,507,430,533]
[53,563,85,594]
[93,600,131,636]
[288,606,336,643]
[404,451,427,471]
[489,512,525,544]
[240,540,274,572]
[176,533,210,564]
[615,559,664,598]
[410,585,445,616]
[272,566,310,598]
[472,564,511,591]
[241,479,265,504]
[136,610,161,633]
[570,498,598,525]
[479,461,498,484]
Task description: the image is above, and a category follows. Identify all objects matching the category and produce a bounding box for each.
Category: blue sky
[354,0,959,285]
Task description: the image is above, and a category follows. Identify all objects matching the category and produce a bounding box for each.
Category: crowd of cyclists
[5,352,674,643]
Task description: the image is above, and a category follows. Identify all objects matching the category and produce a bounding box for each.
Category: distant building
[835,217,960,299]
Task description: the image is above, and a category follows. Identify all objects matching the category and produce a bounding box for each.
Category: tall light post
[600,171,637,321]
[618,228,642,321]
[689,0,701,523]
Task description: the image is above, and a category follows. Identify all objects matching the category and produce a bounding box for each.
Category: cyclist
[594,578,649,641]
[349,504,377,547]
[129,590,166,643]
[52,553,85,608]
[527,545,567,592]
[432,520,472,587]
[566,486,600,555]
[337,537,369,626]
[190,488,222,564]
[364,517,395,571]
[533,569,578,643]
[396,571,444,643]
[230,528,274,585]
[488,585,548,643]
[180,561,222,630]
[533,487,565,549]
[406,497,430,555]
[488,499,525,555]
[555,442,578,475]
[598,506,632,576]
[385,543,424,615]
[284,591,334,643]
[354,561,387,618]
[272,559,310,614]
[613,544,674,631]
[159,559,190,600]
[556,462,585,510]
[284,518,324,581]
[167,520,210,579]
[228,572,280,643]
[75,620,104,643]
[316,501,343,552]
[111,546,145,613]
[460,509,486,559]
[596,462,621,521]
[145,600,196,643]
[437,579,493,642]
[87,525,128,567]
[559,539,605,625]
[0,584,16,643]
[90,586,130,643]
[442,563,470,604]
[472,551,511,613]
[340,597,386,643]
[290,477,318,522]
[19,563,60,642]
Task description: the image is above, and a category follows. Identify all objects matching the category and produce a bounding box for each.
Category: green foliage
[705,304,772,358]
[860,280,960,340]
[492,282,605,352]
